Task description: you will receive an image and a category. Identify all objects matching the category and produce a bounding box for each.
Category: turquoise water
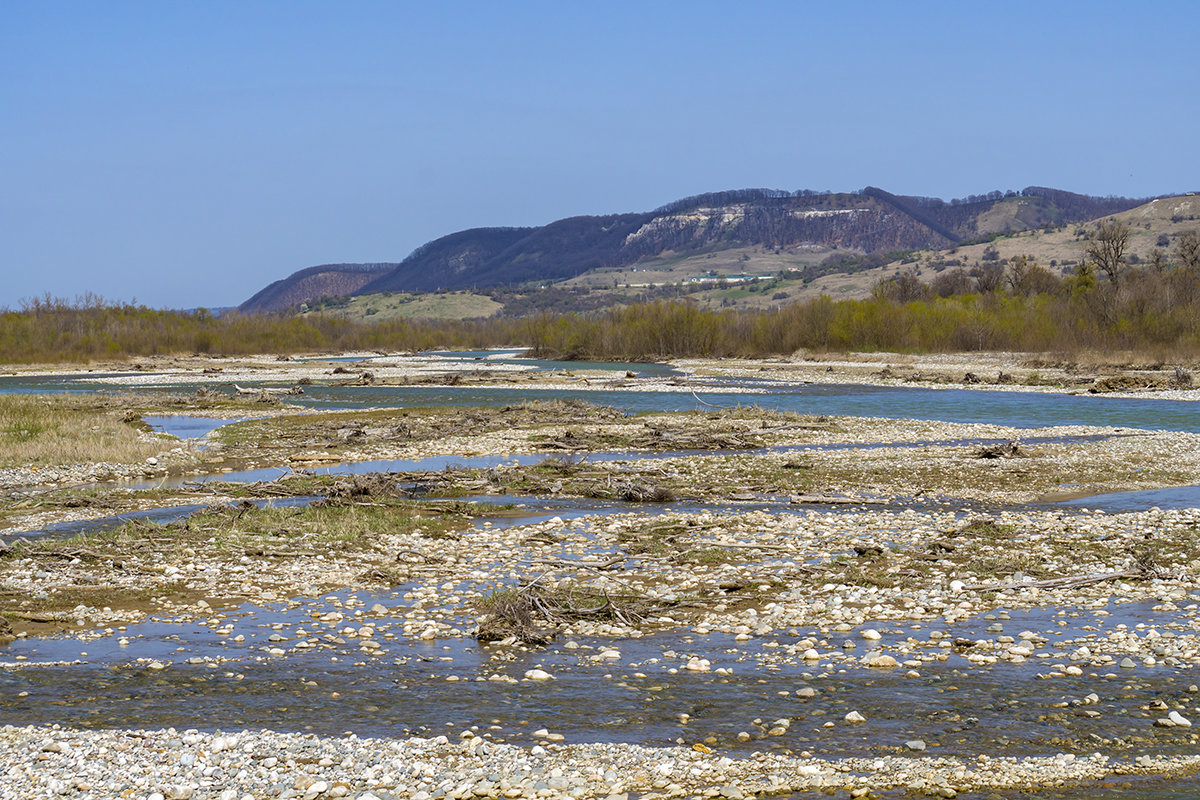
[132,381,1200,432]
[3,354,1198,431]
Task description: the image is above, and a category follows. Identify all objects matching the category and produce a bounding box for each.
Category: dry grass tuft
[0,395,172,468]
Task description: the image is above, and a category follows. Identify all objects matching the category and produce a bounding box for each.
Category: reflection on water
[142,414,252,440]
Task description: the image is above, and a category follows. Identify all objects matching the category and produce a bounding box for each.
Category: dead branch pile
[971,441,1025,459]
[535,424,762,452]
[475,581,653,646]
[1088,375,1167,393]
[232,384,304,398]
[617,481,676,502]
[321,474,402,501]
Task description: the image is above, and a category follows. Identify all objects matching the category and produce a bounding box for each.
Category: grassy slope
[562,244,846,287]
[885,195,1200,277]
[306,291,503,322]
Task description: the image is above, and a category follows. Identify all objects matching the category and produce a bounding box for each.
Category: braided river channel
[3,351,1200,799]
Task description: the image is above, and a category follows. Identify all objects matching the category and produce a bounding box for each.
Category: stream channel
[3,354,1200,798]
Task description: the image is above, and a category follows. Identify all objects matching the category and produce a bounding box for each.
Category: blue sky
[3,1,1198,309]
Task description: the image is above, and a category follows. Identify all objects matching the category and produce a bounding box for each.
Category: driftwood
[688,540,795,552]
[231,384,304,397]
[690,390,736,410]
[790,494,886,506]
[334,371,375,387]
[529,556,626,571]
[27,547,122,567]
[242,548,308,558]
[617,482,676,502]
[965,570,1140,592]
[476,567,666,645]
[9,611,62,623]
[972,441,1025,459]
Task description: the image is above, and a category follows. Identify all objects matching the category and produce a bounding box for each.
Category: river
[3,354,1200,798]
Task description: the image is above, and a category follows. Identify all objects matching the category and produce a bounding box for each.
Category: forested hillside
[240,187,1147,312]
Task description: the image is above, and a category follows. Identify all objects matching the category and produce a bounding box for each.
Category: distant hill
[239,187,1149,313]
[239,263,397,313]
[876,192,1200,277]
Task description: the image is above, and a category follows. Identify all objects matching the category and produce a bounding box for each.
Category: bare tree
[1177,230,1200,272]
[930,268,972,297]
[872,272,927,303]
[1006,254,1032,293]
[1084,219,1132,290]
[1174,231,1200,308]
[971,263,1006,293]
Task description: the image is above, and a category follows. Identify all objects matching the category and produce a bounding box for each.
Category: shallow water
[142,414,252,440]
[3,593,1197,762]
[171,381,1200,433]
[7,495,318,541]
[1058,484,1200,513]
[4,365,1200,432]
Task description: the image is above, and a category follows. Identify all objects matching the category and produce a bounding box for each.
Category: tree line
[0,295,524,363]
[3,225,1200,364]
[524,224,1200,360]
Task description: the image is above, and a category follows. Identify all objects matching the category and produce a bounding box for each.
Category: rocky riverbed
[5,722,1199,800]
[9,349,1200,400]
[4,353,1200,799]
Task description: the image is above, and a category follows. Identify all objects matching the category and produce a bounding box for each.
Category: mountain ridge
[239,186,1149,313]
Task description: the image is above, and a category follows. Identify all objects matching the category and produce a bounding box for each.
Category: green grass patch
[306,291,503,322]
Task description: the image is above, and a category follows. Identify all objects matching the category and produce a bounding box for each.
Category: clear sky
[3,1,1198,310]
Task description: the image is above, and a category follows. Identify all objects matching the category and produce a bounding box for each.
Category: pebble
[1,724,1167,799]
[862,653,899,668]
[9,368,1200,799]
